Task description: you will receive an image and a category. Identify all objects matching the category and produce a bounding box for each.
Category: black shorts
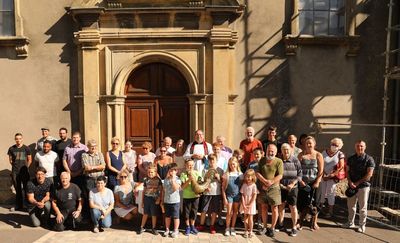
[143,195,159,216]
[281,187,298,206]
[183,198,199,221]
[164,203,180,219]
[200,195,221,214]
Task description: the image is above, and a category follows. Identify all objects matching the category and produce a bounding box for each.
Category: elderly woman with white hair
[318,137,345,218]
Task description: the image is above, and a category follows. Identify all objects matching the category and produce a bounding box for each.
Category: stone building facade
[0,0,399,202]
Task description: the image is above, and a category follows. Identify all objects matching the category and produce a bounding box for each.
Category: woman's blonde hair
[142,141,152,150]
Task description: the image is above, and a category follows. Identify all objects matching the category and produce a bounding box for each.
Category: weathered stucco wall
[0,0,78,172]
[233,0,389,157]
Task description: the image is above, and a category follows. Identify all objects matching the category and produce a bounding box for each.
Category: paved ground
[0,205,399,243]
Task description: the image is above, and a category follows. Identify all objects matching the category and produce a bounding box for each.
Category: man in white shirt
[183,130,212,173]
[35,140,59,184]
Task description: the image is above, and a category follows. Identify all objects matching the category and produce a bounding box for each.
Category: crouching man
[52,172,82,231]
[27,167,52,227]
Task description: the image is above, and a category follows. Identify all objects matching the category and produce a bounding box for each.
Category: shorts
[143,195,159,216]
[164,203,180,219]
[200,195,221,213]
[226,194,241,203]
[281,187,298,206]
[183,197,199,220]
[260,186,281,206]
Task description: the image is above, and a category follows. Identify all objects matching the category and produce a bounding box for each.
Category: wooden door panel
[125,62,189,152]
[125,100,157,151]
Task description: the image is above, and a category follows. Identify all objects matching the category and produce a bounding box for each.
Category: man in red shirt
[239,127,263,171]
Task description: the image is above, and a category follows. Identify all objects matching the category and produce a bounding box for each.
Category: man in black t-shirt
[7,133,32,211]
[26,167,52,227]
[262,126,282,156]
[343,140,375,233]
[52,172,82,231]
[53,127,72,177]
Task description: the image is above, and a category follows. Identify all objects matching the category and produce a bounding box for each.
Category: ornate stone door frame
[68,1,243,151]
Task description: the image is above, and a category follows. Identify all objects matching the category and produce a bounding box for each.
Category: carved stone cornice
[187,93,210,104]
[0,37,29,58]
[74,30,101,46]
[99,95,127,105]
[209,28,238,48]
[284,35,361,57]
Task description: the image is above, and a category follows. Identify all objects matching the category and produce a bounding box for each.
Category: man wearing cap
[343,140,375,233]
[37,127,56,152]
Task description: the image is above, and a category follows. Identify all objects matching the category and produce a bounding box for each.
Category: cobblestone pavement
[1,206,399,243]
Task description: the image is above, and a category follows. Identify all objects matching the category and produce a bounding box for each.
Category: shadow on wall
[44,13,80,134]
[241,0,297,139]
[241,0,388,155]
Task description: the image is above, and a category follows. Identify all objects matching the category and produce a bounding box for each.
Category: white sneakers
[357,225,366,233]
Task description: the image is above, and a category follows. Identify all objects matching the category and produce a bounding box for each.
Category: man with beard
[256,143,283,237]
[183,130,212,173]
[54,128,72,176]
[27,167,52,227]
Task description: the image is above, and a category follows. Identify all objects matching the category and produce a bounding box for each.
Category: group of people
[7,126,375,238]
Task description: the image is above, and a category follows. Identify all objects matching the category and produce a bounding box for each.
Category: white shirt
[183,141,213,173]
[35,150,58,177]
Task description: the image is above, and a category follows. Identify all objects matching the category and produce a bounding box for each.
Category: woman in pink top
[240,169,258,238]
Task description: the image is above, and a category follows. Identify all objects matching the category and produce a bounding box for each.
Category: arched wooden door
[125,63,190,152]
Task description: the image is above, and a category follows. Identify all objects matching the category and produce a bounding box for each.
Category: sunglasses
[160,150,167,152]
[142,147,149,149]
[112,143,119,145]
[120,176,127,179]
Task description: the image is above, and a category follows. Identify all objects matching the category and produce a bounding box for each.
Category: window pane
[314,0,329,10]
[330,0,344,10]
[299,0,313,10]
[314,11,329,35]
[299,10,313,35]
[0,12,15,36]
[329,11,339,35]
[0,0,14,11]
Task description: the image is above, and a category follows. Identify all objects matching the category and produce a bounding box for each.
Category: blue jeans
[90,208,112,228]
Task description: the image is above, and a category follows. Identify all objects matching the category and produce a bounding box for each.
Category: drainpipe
[392,12,400,160]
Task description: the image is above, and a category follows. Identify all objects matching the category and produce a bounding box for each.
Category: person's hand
[72,210,81,218]
[37,201,44,208]
[349,181,357,189]
[205,187,211,192]
[56,213,64,224]
[155,198,161,205]
[287,183,294,191]
[299,180,306,187]
[215,173,220,180]
[312,181,320,189]
[265,180,273,187]
[192,154,203,160]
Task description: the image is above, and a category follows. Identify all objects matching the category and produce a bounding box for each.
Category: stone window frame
[0,0,29,58]
[284,0,360,57]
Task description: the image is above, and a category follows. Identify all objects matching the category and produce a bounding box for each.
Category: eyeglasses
[142,147,149,150]
[112,143,119,145]
[120,176,127,179]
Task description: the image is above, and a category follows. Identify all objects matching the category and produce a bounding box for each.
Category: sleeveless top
[322,150,344,175]
[109,151,124,172]
[114,181,135,206]
[301,156,318,184]
[157,163,169,180]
